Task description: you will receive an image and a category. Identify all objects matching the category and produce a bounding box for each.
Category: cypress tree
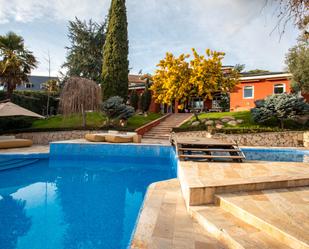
[101,0,129,100]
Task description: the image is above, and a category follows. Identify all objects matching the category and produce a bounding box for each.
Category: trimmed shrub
[130,90,139,111]
[251,93,309,128]
[141,88,152,113]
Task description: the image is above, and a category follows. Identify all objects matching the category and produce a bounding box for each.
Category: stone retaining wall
[8,129,309,147]
[175,131,309,148]
[14,130,101,145]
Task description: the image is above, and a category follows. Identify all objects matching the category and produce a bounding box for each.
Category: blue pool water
[242,148,309,162]
[0,144,176,249]
[0,143,308,249]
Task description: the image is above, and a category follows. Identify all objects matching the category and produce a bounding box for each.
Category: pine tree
[101,0,129,100]
[62,18,106,83]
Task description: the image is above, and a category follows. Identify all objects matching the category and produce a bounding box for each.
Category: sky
[0,0,300,76]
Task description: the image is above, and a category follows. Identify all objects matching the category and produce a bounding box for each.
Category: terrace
[0,135,308,249]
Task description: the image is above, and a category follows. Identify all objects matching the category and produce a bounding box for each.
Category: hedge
[172,126,305,134]
[0,125,135,135]
[0,90,59,115]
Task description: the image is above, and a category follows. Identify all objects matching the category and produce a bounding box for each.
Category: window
[274,84,285,94]
[25,83,34,88]
[243,86,254,99]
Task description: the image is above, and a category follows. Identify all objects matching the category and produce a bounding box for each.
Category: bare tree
[273,0,308,34]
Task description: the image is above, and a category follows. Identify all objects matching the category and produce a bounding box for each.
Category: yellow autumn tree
[151,53,192,106]
[190,48,239,99]
[151,48,239,111]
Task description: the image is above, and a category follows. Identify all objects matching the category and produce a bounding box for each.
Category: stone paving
[178,161,309,205]
[217,187,309,248]
[134,161,309,248]
[131,179,226,249]
[0,145,49,154]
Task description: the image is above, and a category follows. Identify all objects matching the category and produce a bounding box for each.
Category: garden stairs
[142,113,192,140]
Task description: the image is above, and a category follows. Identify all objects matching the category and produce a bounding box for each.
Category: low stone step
[143,131,170,134]
[178,161,309,206]
[142,136,170,140]
[216,188,309,249]
[143,135,170,139]
[190,205,292,249]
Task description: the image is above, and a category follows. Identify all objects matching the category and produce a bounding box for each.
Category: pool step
[215,189,309,249]
[190,205,293,249]
[178,154,245,160]
[0,158,39,171]
[179,148,241,153]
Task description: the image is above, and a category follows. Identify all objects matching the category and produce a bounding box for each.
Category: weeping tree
[59,77,101,127]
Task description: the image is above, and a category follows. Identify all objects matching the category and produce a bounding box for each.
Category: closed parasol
[0,102,44,118]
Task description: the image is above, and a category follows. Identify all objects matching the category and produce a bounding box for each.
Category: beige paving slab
[216,187,309,249]
[0,145,49,154]
[178,161,309,205]
[131,179,226,249]
[190,205,293,249]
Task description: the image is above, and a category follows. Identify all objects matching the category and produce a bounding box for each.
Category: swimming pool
[241,148,309,162]
[0,143,308,249]
[0,144,176,249]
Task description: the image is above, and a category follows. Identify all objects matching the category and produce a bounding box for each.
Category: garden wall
[10,130,309,147]
[175,131,309,148]
[14,130,100,145]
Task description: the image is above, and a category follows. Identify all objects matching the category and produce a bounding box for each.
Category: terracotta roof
[128,75,147,84]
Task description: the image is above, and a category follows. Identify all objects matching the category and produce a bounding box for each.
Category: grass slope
[180,111,307,132]
[32,112,162,130]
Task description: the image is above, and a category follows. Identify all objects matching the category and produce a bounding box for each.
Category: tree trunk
[81,104,86,128]
[193,110,199,122]
[6,82,14,100]
[46,93,50,117]
[280,119,284,129]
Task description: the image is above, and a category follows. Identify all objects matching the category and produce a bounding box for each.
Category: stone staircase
[142,113,192,140]
[178,161,309,249]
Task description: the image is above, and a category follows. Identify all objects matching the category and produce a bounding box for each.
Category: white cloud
[0,0,299,75]
[0,0,110,23]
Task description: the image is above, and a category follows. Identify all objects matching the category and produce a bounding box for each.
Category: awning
[0,102,45,119]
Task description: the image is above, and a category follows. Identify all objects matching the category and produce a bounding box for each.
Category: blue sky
[0,0,300,76]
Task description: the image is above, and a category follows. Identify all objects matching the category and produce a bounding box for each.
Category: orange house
[230,72,292,112]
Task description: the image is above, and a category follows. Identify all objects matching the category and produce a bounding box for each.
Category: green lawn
[180,111,307,132]
[127,112,162,129]
[197,111,259,128]
[31,112,162,130]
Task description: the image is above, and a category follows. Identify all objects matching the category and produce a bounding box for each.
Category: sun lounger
[85,134,106,142]
[0,139,33,149]
[84,131,142,143]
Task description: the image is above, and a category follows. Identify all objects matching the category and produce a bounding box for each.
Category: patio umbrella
[0,102,45,119]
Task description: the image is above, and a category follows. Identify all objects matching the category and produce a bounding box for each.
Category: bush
[101,96,134,123]
[141,88,151,113]
[130,90,139,111]
[251,93,309,128]
[0,117,35,131]
[0,90,59,115]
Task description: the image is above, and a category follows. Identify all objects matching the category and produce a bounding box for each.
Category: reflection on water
[0,158,175,249]
[0,196,31,249]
